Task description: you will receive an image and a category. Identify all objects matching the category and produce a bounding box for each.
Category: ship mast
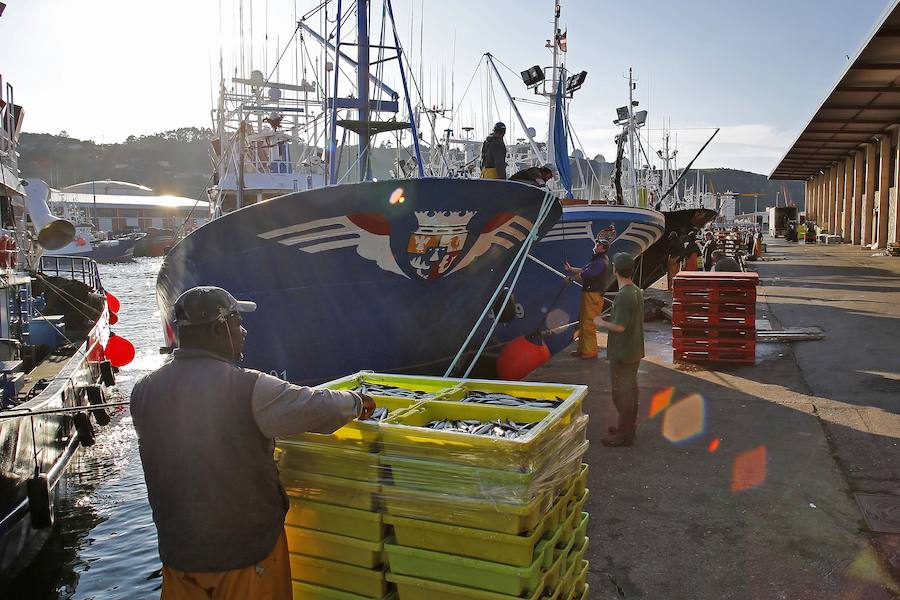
[626,68,639,206]
[547,1,562,163]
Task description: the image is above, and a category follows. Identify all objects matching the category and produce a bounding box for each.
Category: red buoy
[105,291,121,314]
[109,311,119,325]
[105,334,135,368]
[496,334,551,381]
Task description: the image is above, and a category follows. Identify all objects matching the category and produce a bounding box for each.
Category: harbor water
[7,259,166,599]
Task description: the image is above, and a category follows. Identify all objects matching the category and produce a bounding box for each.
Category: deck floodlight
[521,65,545,87]
[634,110,648,126]
[565,70,587,93]
[615,106,629,123]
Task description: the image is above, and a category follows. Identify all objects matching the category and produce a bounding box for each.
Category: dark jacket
[481,133,507,178]
[510,166,550,187]
[130,349,359,572]
[581,252,610,292]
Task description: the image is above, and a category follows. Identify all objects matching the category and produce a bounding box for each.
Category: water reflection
[7,258,165,599]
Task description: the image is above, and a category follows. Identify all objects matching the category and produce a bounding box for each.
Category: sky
[0,0,894,174]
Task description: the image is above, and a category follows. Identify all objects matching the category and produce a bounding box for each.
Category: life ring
[75,236,87,247]
[27,473,54,529]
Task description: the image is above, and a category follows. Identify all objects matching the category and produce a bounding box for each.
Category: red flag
[558,30,567,52]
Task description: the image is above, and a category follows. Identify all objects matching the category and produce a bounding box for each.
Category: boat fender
[85,385,111,426]
[73,412,96,447]
[491,288,517,323]
[99,360,116,387]
[6,238,15,269]
[26,473,54,529]
[496,332,551,381]
[0,235,8,268]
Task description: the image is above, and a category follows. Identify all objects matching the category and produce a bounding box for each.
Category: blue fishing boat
[158,178,555,383]
[155,0,559,383]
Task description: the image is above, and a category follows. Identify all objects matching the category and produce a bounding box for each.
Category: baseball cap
[612,252,635,272]
[174,286,256,327]
[594,235,610,248]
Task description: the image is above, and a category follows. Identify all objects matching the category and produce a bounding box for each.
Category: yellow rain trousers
[161,531,292,600]
[577,291,604,358]
[481,167,500,179]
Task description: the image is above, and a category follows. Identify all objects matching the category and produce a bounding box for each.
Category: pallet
[672,302,756,328]
[672,326,755,341]
[674,348,755,365]
[673,287,757,303]
[673,338,756,352]
[673,271,759,286]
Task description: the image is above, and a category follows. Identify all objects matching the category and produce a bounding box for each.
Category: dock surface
[530,240,900,599]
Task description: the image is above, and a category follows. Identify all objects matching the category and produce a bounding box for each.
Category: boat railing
[38,255,103,291]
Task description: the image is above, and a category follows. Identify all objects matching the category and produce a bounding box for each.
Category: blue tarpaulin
[554,80,574,199]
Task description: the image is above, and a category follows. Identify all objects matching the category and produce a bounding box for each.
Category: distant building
[50,180,209,233]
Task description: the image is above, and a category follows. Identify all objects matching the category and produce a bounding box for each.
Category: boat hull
[0,293,110,580]
[492,204,666,358]
[46,236,139,263]
[157,178,555,384]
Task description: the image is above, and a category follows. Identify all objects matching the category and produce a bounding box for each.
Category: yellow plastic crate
[278,440,381,482]
[285,525,385,569]
[281,469,381,511]
[286,498,386,542]
[321,372,460,399]
[384,497,569,567]
[385,570,569,600]
[439,379,586,416]
[291,581,397,600]
[289,553,388,598]
[382,487,549,534]
[282,395,424,451]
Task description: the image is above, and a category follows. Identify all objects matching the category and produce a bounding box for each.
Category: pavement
[529,239,900,599]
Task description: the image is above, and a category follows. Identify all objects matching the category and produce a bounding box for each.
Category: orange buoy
[105,334,135,368]
[105,291,121,313]
[496,333,551,381]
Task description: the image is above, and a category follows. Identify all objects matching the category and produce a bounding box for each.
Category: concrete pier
[533,241,900,598]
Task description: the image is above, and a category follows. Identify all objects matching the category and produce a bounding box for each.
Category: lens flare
[389,187,406,205]
[661,393,706,444]
[649,387,674,418]
[731,445,767,492]
[708,437,721,452]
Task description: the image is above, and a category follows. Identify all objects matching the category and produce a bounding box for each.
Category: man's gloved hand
[358,394,377,420]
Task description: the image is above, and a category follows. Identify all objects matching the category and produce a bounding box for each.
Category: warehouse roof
[61,180,156,196]
[771,0,900,180]
[51,191,207,211]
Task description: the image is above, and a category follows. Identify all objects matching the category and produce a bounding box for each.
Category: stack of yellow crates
[277,373,590,600]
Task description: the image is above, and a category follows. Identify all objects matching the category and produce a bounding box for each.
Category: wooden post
[863,142,877,246]
[878,134,891,248]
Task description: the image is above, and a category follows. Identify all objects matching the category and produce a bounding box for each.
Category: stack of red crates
[671,271,759,365]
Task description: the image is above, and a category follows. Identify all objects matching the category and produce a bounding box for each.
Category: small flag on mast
[558,30,567,52]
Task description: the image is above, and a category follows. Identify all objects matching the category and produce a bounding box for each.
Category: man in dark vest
[564,236,611,359]
[130,286,375,599]
[480,122,508,179]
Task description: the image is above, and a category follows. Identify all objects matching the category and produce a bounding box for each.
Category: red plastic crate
[672,326,755,341]
[672,302,756,328]
[673,338,756,352]
[673,271,759,287]
[673,286,757,303]
[674,347,756,365]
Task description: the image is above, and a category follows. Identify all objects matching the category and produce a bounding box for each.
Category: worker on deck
[130,286,376,600]
[510,163,558,188]
[564,236,611,360]
[480,122,508,179]
[594,252,645,447]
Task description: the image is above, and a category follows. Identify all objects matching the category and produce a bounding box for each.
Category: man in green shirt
[595,253,645,447]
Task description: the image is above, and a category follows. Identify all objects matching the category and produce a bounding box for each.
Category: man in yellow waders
[480,122,508,179]
[564,237,611,359]
[130,286,376,600]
